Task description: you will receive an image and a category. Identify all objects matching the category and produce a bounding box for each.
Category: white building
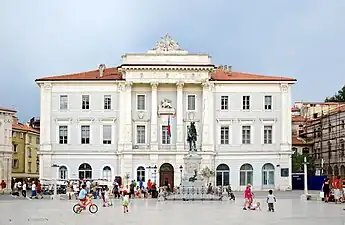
[0,106,16,189]
[36,35,296,191]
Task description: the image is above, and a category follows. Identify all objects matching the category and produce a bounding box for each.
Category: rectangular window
[81,125,90,144]
[220,126,229,144]
[220,96,228,110]
[13,132,16,137]
[29,136,32,143]
[137,95,146,110]
[281,168,289,177]
[59,126,68,144]
[28,162,32,172]
[242,96,250,110]
[102,125,112,144]
[12,159,19,169]
[161,126,171,145]
[342,120,345,129]
[60,95,68,110]
[36,137,40,144]
[264,96,272,110]
[13,144,17,152]
[136,125,146,144]
[187,95,196,111]
[28,148,32,158]
[82,95,90,110]
[242,126,251,144]
[264,125,273,144]
[104,95,111,110]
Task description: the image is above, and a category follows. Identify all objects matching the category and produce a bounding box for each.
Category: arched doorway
[240,163,253,186]
[159,163,174,188]
[59,166,68,180]
[79,163,92,179]
[216,164,230,187]
[262,163,275,189]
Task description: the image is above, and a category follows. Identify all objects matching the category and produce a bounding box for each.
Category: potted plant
[200,166,215,184]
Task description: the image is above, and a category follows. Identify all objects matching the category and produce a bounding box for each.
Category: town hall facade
[36,35,295,191]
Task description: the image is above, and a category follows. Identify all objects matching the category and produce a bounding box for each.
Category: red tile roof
[292,135,306,145]
[291,106,300,112]
[292,116,307,122]
[210,69,296,82]
[35,66,296,82]
[35,67,123,81]
[0,106,16,113]
[12,122,39,134]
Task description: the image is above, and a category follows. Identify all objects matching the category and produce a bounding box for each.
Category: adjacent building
[36,35,296,190]
[300,104,345,176]
[12,118,40,179]
[0,106,16,190]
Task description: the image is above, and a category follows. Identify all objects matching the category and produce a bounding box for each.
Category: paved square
[0,192,344,225]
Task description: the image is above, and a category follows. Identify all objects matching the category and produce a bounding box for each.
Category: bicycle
[73,195,98,214]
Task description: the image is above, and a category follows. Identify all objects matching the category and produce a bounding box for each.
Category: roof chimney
[98,64,106,77]
[227,65,232,75]
[218,65,223,70]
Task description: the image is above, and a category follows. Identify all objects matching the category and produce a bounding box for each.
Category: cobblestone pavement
[0,192,344,225]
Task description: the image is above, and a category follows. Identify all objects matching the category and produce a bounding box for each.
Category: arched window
[240,164,253,186]
[59,166,68,180]
[78,163,92,179]
[340,165,345,176]
[137,166,145,182]
[327,165,333,176]
[292,147,298,153]
[102,166,112,181]
[216,164,230,186]
[262,163,275,188]
[334,165,339,176]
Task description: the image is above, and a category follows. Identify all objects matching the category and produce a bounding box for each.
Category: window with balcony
[81,125,90,144]
[242,126,251,144]
[161,125,171,145]
[59,126,68,144]
[220,126,229,144]
[102,125,112,144]
[136,125,146,144]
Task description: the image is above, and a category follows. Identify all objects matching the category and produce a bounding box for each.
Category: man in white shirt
[22,182,27,198]
[31,181,37,199]
[86,180,91,193]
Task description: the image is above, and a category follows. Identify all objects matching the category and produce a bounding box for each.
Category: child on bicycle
[79,184,88,208]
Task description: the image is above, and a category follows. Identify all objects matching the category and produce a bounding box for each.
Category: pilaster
[280,84,289,146]
[118,82,133,151]
[40,83,52,146]
[176,81,184,150]
[201,80,214,151]
[150,82,159,151]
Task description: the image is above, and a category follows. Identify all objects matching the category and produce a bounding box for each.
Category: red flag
[167,116,171,137]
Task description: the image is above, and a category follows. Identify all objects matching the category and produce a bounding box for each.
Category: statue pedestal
[181,152,204,187]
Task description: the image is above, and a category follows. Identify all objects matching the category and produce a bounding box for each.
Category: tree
[325,85,345,102]
[200,166,215,184]
[292,152,315,175]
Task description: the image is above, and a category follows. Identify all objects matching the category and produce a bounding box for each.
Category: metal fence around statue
[164,186,223,201]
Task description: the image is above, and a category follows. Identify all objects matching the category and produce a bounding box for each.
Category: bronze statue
[187,122,197,152]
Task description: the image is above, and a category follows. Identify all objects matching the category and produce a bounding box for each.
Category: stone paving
[0,192,344,225]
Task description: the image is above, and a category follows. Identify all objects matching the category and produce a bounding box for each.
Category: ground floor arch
[159,163,174,189]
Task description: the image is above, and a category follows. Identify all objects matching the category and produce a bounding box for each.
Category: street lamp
[153,165,157,184]
[179,165,183,185]
[51,164,59,200]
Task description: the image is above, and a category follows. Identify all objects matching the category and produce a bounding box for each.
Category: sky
[1,0,345,121]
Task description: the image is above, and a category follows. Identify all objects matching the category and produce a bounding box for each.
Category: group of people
[243,184,276,212]
[322,176,345,203]
[11,180,43,199]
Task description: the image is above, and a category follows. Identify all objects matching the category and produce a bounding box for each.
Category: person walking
[333,176,341,204]
[243,184,253,210]
[322,177,330,203]
[30,181,37,199]
[22,182,27,198]
[266,190,277,212]
[0,180,6,194]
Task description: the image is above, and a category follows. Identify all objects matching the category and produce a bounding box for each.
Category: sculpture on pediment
[157,98,175,116]
[150,34,187,54]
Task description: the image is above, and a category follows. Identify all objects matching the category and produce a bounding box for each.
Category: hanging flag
[167,115,171,137]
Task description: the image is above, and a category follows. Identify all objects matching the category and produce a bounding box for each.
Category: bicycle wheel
[73,204,83,214]
[89,204,98,214]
